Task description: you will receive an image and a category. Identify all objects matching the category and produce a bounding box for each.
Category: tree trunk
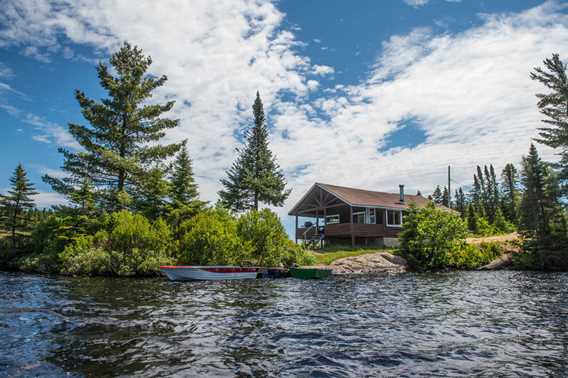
[254,191,259,211]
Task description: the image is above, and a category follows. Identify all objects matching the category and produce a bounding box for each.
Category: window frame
[386,209,403,228]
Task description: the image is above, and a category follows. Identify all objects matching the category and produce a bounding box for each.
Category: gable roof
[289,182,432,216]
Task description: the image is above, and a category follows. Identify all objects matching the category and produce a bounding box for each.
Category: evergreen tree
[43,42,182,211]
[520,144,549,238]
[530,54,568,194]
[219,91,290,212]
[432,185,443,205]
[501,163,520,224]
[442,186,450,207]
[134,167,171,220]
[484,164,500,223]
[171,141,199,206]
[69,178,95,215]
[466,204,478,233]
[454,187,466,217]
[1,164,38,249]
[471,172,484,216]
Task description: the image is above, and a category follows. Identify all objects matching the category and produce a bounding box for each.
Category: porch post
[350,205,355,247]
[315,208,319,234]
[322,207,327,249]
[295,215,298,244]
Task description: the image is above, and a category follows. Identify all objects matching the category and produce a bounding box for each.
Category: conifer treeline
[431,162,517,235]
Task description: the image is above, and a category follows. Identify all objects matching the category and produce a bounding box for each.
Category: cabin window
[368,208,376,224]
[352,211,365,224]
[376,209,384,224]
[325,214,340,225]
[386,210,402,227]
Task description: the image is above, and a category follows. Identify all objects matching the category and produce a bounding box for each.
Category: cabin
[288,183,432,247]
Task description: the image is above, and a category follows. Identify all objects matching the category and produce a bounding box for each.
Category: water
[1,271,567,377]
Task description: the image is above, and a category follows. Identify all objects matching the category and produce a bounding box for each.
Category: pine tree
[171,141,199,206]
[219,91,290,212]
[454,187,466,217]
[134,167,171,220]
[471,172,484,216]
[520,144,548,238]
[501,163,520,224]
[43,42,182,211]
[1,164,38,249]
[530,54,568,194]
[466,204,478,233]
[483,164,500,223]
[442,186,450,207]
[69,178,95,215]
[432,185,443,205]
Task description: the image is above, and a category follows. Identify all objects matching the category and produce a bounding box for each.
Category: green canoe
[289,267,332,279]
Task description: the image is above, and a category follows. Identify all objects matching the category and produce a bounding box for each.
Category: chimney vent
[399,184,405,203]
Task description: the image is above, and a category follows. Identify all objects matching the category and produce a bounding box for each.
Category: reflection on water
[1,271,567,377]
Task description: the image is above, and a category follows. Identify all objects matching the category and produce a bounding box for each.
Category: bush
[59,211,174,276]
[178,208,250,265]
[400,203,468,271]
[59,234,112,276]
[449,242,503,270]
[237,209,313,266]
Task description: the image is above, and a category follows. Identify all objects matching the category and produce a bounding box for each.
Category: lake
[1,271,567,377]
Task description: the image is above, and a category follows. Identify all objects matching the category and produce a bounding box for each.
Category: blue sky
[0,0,566,219]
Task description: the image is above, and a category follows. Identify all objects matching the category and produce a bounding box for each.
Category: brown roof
[289,182,433,215]
[317,183,431,209]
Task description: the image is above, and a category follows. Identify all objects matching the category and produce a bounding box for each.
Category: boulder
[329,252,407,275]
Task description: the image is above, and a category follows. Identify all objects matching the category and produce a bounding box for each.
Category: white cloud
[33,191,67,208]
[0,62,13,78]
[312,64,335,76]
[0,104,80,149]
[403,0,430,8]
[0,0,566,222]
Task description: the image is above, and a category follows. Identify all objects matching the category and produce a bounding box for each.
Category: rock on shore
[329,252,407,275]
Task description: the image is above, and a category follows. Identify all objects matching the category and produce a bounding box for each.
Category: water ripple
[1,271,568,377]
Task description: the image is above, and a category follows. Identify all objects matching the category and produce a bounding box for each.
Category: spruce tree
[442,186,450,207]
[501,163,520,224]
[43,42,182,211]
[520,144,548,238]
[171,141,199,206]
[466,204,478,233]
[432,185,443,205]
[530,54,568,194]
[1,164,38,249]
[454,187,466,217]
[471,172,484,216]
[219,91,290,212]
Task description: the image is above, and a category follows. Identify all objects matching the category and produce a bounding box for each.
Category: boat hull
[160,266,258,281]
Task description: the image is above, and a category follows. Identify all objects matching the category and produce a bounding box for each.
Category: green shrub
[59,234,112,276]
[449,242,503,269]
[178,208,250,265]
[59,211,174,276]
[400,203,468,271]
[237,209,312,266]
[475,217,498,236]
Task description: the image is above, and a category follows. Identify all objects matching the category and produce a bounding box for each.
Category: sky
[0,0,567,232]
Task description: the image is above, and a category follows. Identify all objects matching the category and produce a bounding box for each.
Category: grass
[309,247,393,265]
